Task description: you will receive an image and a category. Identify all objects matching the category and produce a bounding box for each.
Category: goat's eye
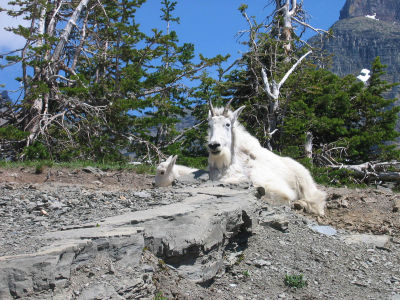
[226,123,230,127]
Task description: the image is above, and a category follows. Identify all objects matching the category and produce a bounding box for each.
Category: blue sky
[0,0,346,100]
[136,0,346,61]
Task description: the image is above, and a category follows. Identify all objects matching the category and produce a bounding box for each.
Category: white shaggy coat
[154,155,198,187]
[207,106,326,216]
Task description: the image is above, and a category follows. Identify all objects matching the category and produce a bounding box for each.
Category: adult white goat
[154,155,198,187]
[207,101,326,216]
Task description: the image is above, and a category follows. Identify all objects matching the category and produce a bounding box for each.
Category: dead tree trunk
[275,0,296,54]
[239,0,330,151]
[326,162,400,183]
[305,131,313,160]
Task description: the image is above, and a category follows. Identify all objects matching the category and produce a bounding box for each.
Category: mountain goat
[207,101,326,216]
[154,155,198,187]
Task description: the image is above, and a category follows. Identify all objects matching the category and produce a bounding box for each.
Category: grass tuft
[154,291,167,300]
[0,160,156,174]
[284,273,308,289]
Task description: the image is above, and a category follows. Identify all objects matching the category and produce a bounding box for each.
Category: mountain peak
[339,0,400,23]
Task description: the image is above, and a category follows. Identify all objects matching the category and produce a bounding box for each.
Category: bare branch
[292,16,331,36]
[277,50,312,90]
[71,8,89,71]
[261,67,277,100]
[52,0,90,63]
[48,74,77,84]
[164,120,206,147]
[48,0,64,37]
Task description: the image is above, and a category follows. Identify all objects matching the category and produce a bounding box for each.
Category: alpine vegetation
[154,155,198,187]
[207,100,326,216]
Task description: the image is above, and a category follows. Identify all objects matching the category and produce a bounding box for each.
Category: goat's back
[174,165,198,177]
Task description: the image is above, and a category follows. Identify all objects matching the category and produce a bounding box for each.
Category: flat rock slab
[342,233,391,248]
[0,182,258,299]
[310,225,338,236]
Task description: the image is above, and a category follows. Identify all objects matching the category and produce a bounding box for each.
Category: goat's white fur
[154,155,198,187]
[207,106,326,216]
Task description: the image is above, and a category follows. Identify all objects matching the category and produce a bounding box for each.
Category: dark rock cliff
[311,0,400,101]
[339,0,400,23]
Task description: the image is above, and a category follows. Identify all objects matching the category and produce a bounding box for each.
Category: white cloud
[0,1,29,52]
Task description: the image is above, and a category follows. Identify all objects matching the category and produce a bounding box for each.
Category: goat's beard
[208,146,232,171]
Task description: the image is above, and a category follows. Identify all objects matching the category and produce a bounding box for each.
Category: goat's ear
[232,106,246,125]
[165,155,173,163]
[171,155,178,166]
[167,155,177,172]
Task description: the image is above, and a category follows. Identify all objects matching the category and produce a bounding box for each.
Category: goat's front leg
[209,165,221,181]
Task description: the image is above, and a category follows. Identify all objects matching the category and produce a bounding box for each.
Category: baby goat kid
[154,155,198,187]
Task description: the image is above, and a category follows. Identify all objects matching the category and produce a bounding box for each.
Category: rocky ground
[0,166,399,299]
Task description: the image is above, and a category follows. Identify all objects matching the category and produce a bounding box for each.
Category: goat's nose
[208,142,220,150]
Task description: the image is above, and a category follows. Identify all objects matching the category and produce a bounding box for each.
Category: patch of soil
[0,166,154,191]
[0,166,156,257]
[319,186,400,238]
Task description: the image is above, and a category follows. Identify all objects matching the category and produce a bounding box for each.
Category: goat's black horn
[223,98,234,115]
[208,100,215,117]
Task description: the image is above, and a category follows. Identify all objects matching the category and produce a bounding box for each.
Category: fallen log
[317,158,400,183]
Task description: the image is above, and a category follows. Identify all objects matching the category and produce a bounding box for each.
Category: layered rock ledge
[0,178,258,299]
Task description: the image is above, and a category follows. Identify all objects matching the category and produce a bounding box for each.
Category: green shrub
[154,291,167,300]
[23,141,50,160]
[0,125,29,140]
[284,274,308,288]
[35,163,45,174]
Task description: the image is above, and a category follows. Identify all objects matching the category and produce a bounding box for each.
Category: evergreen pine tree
[0,0,225,162]
[282,57,400,163]
[346,57,400,162]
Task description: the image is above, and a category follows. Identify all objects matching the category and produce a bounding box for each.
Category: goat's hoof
[292,200,306,211]
[255,186,266,198]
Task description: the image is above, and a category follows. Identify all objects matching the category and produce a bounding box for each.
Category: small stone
[49,201,64,210]
[393,199,400,212]
[352,281,369,287]
[278,293,286,298]
[133,191,151,198]
[255,186,266,198]
[261,216,289,232]
[142,264,154,273]
[40,209,48,216]
[310,225,337,236]
[5,183,16,190]
[253,259,271,268]
[108,263,115,274]
[82,166,105,175]
[341,199,349,208]
[293,201,306,211]
[343,234,390,248]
